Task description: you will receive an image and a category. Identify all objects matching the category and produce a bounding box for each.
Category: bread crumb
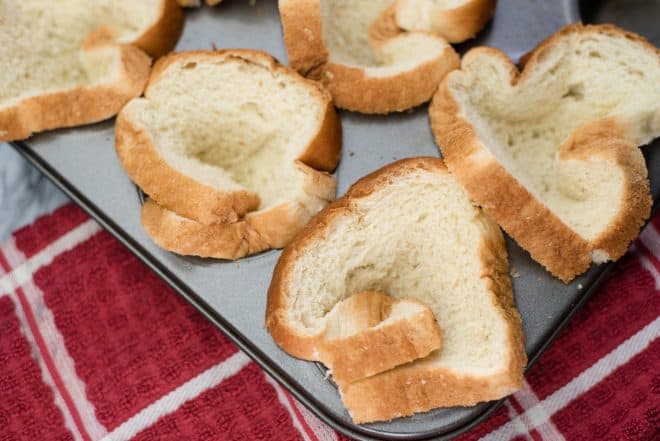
[577,283,583,290]
[348,150,355,157]
[510,267,520,278]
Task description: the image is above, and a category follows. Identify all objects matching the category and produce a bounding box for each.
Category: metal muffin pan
[11,1,660,439]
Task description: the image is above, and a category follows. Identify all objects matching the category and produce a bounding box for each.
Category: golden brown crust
[141,163,337,259]
[340,360,521,423]
[0,45,151,142]
[298,99,342,172]
[279,0,459,113]
[321,46,459,114]
[278,0,328,76]
[319,293,442,385]
[132,0,185,58]
[142,199,271,259]
[395,0,496,43]
[430,23,655,282]
[266,157,526,422]
[117,49,341,227]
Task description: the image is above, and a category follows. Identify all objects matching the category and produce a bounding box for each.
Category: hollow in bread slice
[430,24,659,282]
[394,0,496,42]
[279,0,459,113]
[0,0,183,141]
[266,157,526,423]
[117,50,341,258]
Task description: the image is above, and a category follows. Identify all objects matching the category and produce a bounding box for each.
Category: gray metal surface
[10,1,660,439]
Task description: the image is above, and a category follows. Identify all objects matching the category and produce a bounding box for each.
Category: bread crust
[116,49,341,227]
[278,0,459,113]
[430,24,655,282]
[266,157,526,422]
[140,162,337,259]
[394,0,496,43]
[321,46,459,114]
[318,292,442,385]
[132,0,185,58]
[0,0,183,142]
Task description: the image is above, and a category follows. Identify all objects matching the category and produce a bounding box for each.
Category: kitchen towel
[0,204,657,441]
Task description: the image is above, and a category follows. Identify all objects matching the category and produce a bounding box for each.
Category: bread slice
[0,0,183,141]
[394,0,496,42]
[116,50,341,258]
[279,0,459,114]
[430,24,659,282]
[140,159,336,259]
[317,291,442,385]
[266,157,526,423]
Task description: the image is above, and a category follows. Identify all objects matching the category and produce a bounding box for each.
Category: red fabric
[0,298,73,441]
[0,204,658,441]
[132,364,301,441]
[37,232,237,431]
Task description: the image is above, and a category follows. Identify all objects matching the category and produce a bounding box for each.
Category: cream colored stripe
[639,222,660,259]
[101,352,251,441]
[3,237,108,439]
[292,396,339,441]
[512,381,566,441]
[0,220,100,296]
[9,292,86,441]
[631,245,660,289]
[481,317,660,440]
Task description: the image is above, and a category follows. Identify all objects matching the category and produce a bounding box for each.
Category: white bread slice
[430,24,659,282]
[0,0,183,141]
[279,0,459,114]
[394,0,496,42]
[266,157,526,423]
[116,50,341,258]
[317,291,442,385]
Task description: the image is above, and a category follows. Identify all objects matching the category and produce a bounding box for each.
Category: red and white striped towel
[0,204,657,440]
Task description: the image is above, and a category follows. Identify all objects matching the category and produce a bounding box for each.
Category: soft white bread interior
[116,50,341,259]
[395,0,496,42]
[431,24,659,282]
[279,0,459,113]
[0,0,183,141]
[266,157,526,423]
[316,290,442,384]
